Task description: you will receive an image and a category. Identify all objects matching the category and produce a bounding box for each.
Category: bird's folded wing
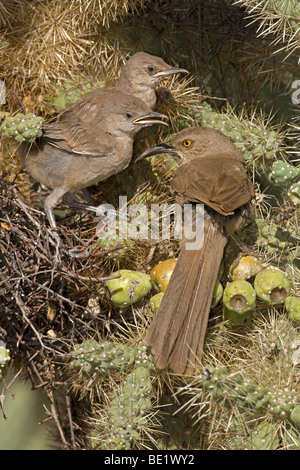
[42,97,114,157]
[171,155,254,215]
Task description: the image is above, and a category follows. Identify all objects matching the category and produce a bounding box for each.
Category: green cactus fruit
[211,279,224,308]
[290,405,300,426]
[230,255,263,281]
[68,339,137,377]
[47,77,105,112]
[269,160,299,184]
[106,269,153,308]
[1,112,43,143]
[254,269,291,304]
[150,259,177,293]
[246,422,280,450]
[149,292,164,314]
[288,182,300,205]
[285,296,300,321]
[222,280,256,324]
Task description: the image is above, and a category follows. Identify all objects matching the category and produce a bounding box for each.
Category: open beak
[133,111,169,127]
[154,67,188,79]
[134,142,178,162]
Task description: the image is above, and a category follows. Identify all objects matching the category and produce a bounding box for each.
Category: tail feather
[145,218,227,375]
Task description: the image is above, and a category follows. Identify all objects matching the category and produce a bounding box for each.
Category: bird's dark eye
[125,112,133,119]
[183,140,192,147]
[147,66,155,73]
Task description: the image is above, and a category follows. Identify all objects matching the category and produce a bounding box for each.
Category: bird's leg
[82,188,96,206]
[45,188,89,258]
[62,193,99,214]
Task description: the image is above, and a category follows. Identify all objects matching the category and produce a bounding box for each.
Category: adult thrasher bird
[135,126,255,375]
[17,90,168,255]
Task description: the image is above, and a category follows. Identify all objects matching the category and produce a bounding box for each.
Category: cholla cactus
[1,112,43,143]
[234,0,300,56]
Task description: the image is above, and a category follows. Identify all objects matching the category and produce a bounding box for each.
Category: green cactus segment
[246,422,280,450]
[47,77,105,112]
[254,269,291,304]
[201,103,281,162]
[222,280,256,324]
[242,219,293,254]
[106,269,153,309]
[0,343,11,380]
[269,160,299,184]
[1,112,43,143]
[211,279,224,308]
[268,389,296,420]
[285,296,300,321]
[290,405,300,426]
[230,255,263,281]
[97,226,134,261]
[288,182,300,205]
[103,365,153,450]
[149,292,164,314]
[68,340,137,377]
[201,366,299,424]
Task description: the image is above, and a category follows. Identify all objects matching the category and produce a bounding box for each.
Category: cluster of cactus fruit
[0,112,43,143]
[103,255,299,329]
[216,256,298,325]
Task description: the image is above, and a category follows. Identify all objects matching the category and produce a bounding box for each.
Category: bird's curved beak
[134,142,177,162]
[133,112,169,127]
[154,67,188,79]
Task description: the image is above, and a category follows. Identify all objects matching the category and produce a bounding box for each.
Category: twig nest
[150,258,177,292]
[285,296,300,321]
[222,279,256,325]
[254,268,291,304]
[230,255,263,281]
[149,292,164,314]
[106,269,153,309]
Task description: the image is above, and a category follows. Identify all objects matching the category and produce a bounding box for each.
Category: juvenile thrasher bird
[115,51,188,108]
[18,52,186,231]
[135,126,255,375]
[18,90,168,238]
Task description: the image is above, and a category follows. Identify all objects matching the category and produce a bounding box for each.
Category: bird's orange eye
[183,140,192,147]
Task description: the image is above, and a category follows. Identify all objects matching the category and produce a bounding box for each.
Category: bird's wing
[171,155,254,216]
[42,92,114,157]
[43,120,114,157]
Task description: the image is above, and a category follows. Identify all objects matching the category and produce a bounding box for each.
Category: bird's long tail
[145,216,227,375]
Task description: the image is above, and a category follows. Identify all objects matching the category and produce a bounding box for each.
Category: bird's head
[134,126,241,163]
[119,52,188,89]
[103,91,168,136]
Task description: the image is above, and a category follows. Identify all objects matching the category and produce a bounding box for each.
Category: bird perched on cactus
[135,126,254,375]
[17,91,167,255]
[16,52,187,255]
